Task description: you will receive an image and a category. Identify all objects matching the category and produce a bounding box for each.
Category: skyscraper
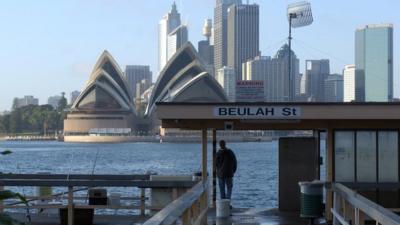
[227,3,259,80]
[324,74,344,102]
[355,24,393,102]
[198,19,215,77]
[216,66,236,102]
[242,45,300,102]
[305,59,330,102]
[124,65,153,100]
[158,2,181,71]
[343,64,356,102]
[167,24,188,61]
[214,0,242,72]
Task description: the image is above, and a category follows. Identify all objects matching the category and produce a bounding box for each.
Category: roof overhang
[155,102,400,130]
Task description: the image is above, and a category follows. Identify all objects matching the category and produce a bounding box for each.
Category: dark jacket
[216,148,237,178]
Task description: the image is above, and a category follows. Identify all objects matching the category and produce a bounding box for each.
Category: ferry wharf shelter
[155,102,400,225]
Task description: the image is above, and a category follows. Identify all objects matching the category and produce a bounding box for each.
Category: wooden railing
[143,181,209,225]
[0,174,197,225]
[331,183,400,225]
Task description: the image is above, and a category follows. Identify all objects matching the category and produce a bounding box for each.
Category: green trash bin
[299,180,324,218]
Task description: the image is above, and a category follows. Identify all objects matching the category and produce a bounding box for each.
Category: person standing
[216,140,237,200]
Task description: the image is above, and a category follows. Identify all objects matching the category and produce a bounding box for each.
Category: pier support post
[0,185,3,213]
[212,129,217,208]
[68,186,74,225]
[326,128,334,222]
[202,129,208,182]
[140,188,145,216]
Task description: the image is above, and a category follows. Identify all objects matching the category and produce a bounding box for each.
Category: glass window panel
[356,131,377,182]
[335,131,355,182]
[378,131,398,182]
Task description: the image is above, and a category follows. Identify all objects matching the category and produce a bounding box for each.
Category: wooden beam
[0,179,196,188]
[67,186,74,225]
[212,129,217,208]
[202,129,207,182]
[326,128,334,222]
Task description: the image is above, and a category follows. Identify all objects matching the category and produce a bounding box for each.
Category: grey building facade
[242,45,300,102]
[324,74,344,102]
[305,59,330,102]
[227,3,259,81]
[355,24,393,102]
[124,65,153,100]
[214,0,242,72]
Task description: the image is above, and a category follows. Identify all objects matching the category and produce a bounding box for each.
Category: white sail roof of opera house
[71,50,134,113]
[147,42,227,115]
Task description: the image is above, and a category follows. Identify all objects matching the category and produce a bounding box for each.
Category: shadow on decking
[208,208,325,225]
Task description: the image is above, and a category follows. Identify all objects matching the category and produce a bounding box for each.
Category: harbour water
[0,141,325,209]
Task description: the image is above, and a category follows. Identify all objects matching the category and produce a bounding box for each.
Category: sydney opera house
[64,43,227,142]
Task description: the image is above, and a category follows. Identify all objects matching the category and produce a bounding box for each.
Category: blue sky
[0,0,399,111]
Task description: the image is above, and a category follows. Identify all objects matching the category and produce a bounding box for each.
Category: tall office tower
[198,19,215,76]
[124,65,153,100]
[47,95,62,109]
[305,59,330,102]
[167,24,188,60]
[158,2,181,71]
[242,45,300,102]
[70,91,80,105]
[214,0,242,72]
[216,66,236,101]
[324,74,344,102]
[227,3,259,80]
[355,24,393,102]
[343,64,356,102]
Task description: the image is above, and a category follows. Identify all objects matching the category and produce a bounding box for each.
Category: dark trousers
[218,177,233,199]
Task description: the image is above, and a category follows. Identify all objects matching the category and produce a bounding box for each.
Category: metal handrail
[144,181,208,225]
[332,183,400,225]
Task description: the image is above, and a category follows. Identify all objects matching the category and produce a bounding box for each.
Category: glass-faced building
[355,24,393,102]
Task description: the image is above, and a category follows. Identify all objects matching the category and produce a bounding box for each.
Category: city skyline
[0,0,399,110]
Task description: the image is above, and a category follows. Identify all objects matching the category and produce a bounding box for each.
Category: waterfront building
[47,95,62,109]
[216,66,236,102]
[227,3,259,80]
[124,65,152,100]
[167,24,189,61]
[70,91,80,105]
[158,2,181,72]
[355,24,393,102]
[305,59,330,102]
[214,0,242,72]
[343,64,356,102]
[198,19,214,77]
[324,74,344,102]
[64,50,135,138]
[13,95,39,109]
[147,42,227,115]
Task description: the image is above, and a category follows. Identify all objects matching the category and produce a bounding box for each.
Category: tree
[0,114,10,134]
[9,109,22,134]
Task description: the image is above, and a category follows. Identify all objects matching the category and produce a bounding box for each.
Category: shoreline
[3,135,277,143]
